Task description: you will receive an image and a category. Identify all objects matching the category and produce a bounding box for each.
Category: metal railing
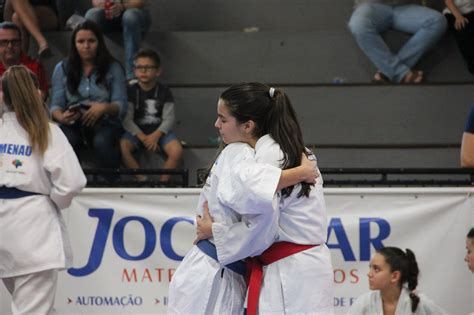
[320,168,474,187]
[83,168,474,188]
[84,168,189,187]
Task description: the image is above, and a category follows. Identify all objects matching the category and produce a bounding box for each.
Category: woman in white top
[195,83,334,315]
[444,0,474,74]
[349,247,447,315]
[0,65,87,314]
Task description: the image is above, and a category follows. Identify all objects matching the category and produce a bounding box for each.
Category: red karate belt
[245,241,319,315]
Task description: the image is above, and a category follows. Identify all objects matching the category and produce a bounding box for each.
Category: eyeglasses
[134,65,158,73]
[0,39,21,47]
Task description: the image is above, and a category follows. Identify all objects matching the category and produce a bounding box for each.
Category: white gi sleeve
[44,124,87,209]
[216,153,281,215]
[213,211,278,265]
[212,144,281,264]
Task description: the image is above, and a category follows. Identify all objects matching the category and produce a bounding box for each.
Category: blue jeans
[85,7,152,79]
[348,3,446,82]
[60,121,123,170]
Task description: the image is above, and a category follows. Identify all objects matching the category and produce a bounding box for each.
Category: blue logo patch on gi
[12,159,23,168]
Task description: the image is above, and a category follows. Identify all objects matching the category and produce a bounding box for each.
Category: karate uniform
[348,287,448,315]
[168,142,282,315]
[0,112,86,313]
[253,135,334,315]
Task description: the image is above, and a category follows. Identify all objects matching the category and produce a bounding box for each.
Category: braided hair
[377,247,420,313]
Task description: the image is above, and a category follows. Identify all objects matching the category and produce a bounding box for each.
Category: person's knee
[122,8,143,28]
[424,10,447,33]
[165,141,183,161]
[93,131,119,152]
[120,138,134,154]
[84,7,104,22]
[348,4,376,35]
[60,126,81,150]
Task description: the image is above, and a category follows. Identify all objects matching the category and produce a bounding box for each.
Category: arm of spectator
[50,62,80,124]
[444,0,469,30]
[158,100,176,134]
[81,101,119,126]
[461,132,474,167]
[121,100,157,150]
[52,108,81,125]
[144,129,162,151]
[49,62,67,115]
[109,62,128,120]
[122,102,142,135]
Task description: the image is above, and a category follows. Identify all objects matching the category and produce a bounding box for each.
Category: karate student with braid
[349,247,447,315]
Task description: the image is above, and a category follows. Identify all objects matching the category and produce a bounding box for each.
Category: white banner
[1,188,473,314]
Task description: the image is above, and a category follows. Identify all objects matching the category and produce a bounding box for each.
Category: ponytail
[220,83,312,199]
[264,88,311,197]
[405,248,420,313]
[2,65,50,156]
[377,247,420,313]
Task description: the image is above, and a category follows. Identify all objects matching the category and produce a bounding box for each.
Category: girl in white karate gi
[167,89,318,314]
[195,83,334,315]
[0,66,87,314]
[349,247,447,315]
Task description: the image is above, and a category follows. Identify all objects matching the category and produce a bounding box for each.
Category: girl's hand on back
[194,202,214,244]
[300,153,319,184]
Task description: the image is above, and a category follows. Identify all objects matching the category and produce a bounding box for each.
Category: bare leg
[10,0,50,53]
[120,138,147,181]
[3,0,13,21]
[12,13,30,53]
[161,140,183,182]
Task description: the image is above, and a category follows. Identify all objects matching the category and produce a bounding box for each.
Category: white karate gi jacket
[252,135,334,315]
[168,142,282,315]
[0,112,86,278]
[348,287,448,315]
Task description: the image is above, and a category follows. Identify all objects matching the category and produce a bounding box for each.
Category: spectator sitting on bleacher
[348,0,447,84]
[85,0,151,80]
[49,20,127,180]
[0,22,48,99]
[4,0,57,58]
[121,48,183,182]
[461,104,474,167]
[443,0,474,75]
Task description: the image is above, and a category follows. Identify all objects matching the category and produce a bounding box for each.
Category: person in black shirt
[121,48,183,182]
